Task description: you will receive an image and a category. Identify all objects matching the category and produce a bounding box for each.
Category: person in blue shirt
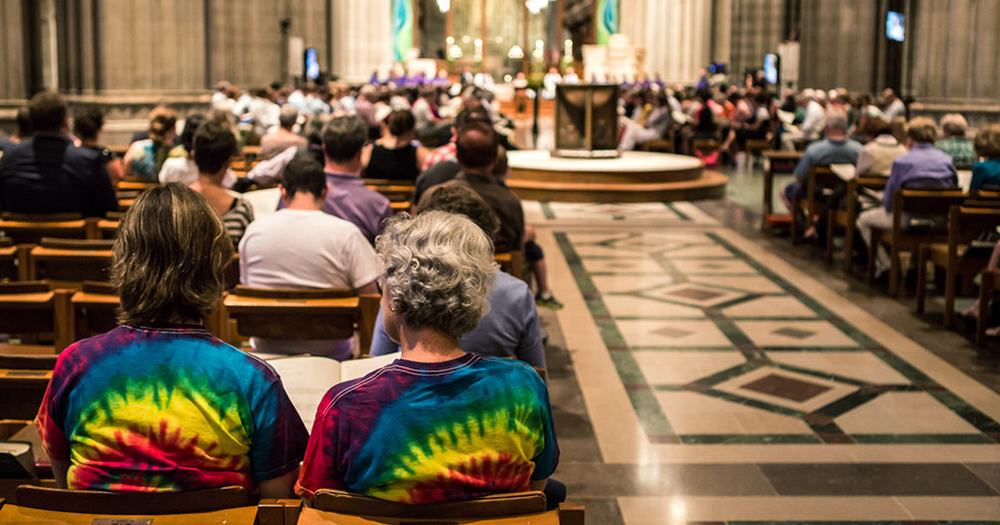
[781,111,863,212]
[970,124,1000,191]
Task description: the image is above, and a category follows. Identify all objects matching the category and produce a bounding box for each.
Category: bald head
[455,121,498,170]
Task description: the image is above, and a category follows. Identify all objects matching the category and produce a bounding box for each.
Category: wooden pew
[0,281,74,354]
[0,213,99,244]
[495,250,525,282]
[868,189,968,297]
[0,238,20,282]
[70,281,120,343]
[917,205,1000,328]
[0,485,256,525]
[306,489,584,525]
[223,286,381,357]
[27,238,114,286]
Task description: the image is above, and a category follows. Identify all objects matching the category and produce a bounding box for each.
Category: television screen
[764,54,778,85]
[886,12,905,42]
[305,48,320,80]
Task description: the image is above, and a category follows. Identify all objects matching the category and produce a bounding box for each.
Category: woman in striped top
[188,120,255,245]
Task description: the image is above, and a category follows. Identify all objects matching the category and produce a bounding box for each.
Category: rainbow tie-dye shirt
[36,325,308,492]
[295,354,558,503]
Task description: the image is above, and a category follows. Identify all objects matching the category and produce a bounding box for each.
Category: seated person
[619,91,673,151]
[0,90,117,217]
[123,106,177,181]
[856,117,908,176]
[258,105,307,161]
[936,113,976,169]
[856,117,957,277]
[781,111,862,213]
[370,185,545,369]
[970,124,1000,191]
[295,211,561,508]
[189,120,255,244]
[239,157,380,361]
[362,109,430,181]
[73,107,124,183]
[36,183,307,496]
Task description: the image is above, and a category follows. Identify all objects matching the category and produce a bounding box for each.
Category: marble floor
[527,184,1000,524]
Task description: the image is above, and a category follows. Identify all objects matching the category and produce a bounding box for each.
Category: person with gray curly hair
[368,185,546,369]
[295,211,563,509]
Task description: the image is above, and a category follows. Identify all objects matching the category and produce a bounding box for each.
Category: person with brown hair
[361,109,430,181]
[123,105,178,181]
[189,120,255,244]
[36,183,308,496]
[855,117,907,176]
[970,124,1000,191]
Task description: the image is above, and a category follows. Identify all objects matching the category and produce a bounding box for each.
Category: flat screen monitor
[764,54,779,85]
[305,48,320,80]
[886,12,905,42]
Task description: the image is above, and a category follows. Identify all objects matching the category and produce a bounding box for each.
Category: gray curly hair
[376,211,497,339]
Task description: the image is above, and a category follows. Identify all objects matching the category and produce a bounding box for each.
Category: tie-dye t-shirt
[36,325,309,492]
[295,353,558,503]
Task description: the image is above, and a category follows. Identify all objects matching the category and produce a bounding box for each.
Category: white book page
[339,352,400,383]
[266,356,343,430]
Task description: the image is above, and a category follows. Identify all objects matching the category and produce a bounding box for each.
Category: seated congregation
[0,87,571,521]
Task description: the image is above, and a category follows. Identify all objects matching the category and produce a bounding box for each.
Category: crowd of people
[2,64,999,511]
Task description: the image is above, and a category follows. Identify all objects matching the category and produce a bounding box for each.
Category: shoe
[535,292,564,310]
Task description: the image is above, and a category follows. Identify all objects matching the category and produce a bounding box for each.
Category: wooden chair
[790,166,839,242]
[0,281,74,354]
[28,238,113,286]
[868,189,968,297]
[223,286,381,357]
[2,485,256,525]
[917,205,1000,328]
[309,489,584,524]
[0,213,98,244]
[827,175,887,269]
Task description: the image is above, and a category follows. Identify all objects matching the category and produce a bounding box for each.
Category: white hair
[376,211,497,339]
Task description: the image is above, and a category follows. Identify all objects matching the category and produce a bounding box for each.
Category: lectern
[553,84,620,158]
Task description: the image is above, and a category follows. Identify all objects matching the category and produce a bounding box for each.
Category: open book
[266,352,400,430]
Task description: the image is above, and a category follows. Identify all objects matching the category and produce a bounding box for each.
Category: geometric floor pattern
[556,229,1000,446]
[529,200,1000,524]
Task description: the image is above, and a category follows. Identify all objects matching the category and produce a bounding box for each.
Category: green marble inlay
[540,201,556,220]
[762,346,869,352]
[665,202,691,221]
[813,390,883,419]
[690,362,760,388]
[610,351,646,385]
[851,433,995,444]
[680,434,822,445]
[627,389,674,435]
[930,391,1000,434]
[631,346,739,352]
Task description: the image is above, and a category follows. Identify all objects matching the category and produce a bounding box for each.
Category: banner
[392,0,414,62]
[596,0,619,46]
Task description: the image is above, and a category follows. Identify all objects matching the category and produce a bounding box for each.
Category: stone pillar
[0,0,27,100]
[330,0,393,83]
[726,0,784,86]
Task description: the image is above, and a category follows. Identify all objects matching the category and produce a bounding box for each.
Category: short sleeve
[295,389,348,499]
[247,366,309,481]
[527,371,559,480]
[35,346,81,462]
[345,229,381,290]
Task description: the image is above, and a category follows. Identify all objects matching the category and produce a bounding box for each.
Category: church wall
[0,0,27,101]
[619,0,714,85]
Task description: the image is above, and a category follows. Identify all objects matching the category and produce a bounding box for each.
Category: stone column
[618,0,714,84]
[330,0,393,83]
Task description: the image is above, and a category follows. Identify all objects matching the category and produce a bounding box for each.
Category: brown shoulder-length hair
[111,183,233,325]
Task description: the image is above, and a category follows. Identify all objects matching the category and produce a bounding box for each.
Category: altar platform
[506,150,727,203]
